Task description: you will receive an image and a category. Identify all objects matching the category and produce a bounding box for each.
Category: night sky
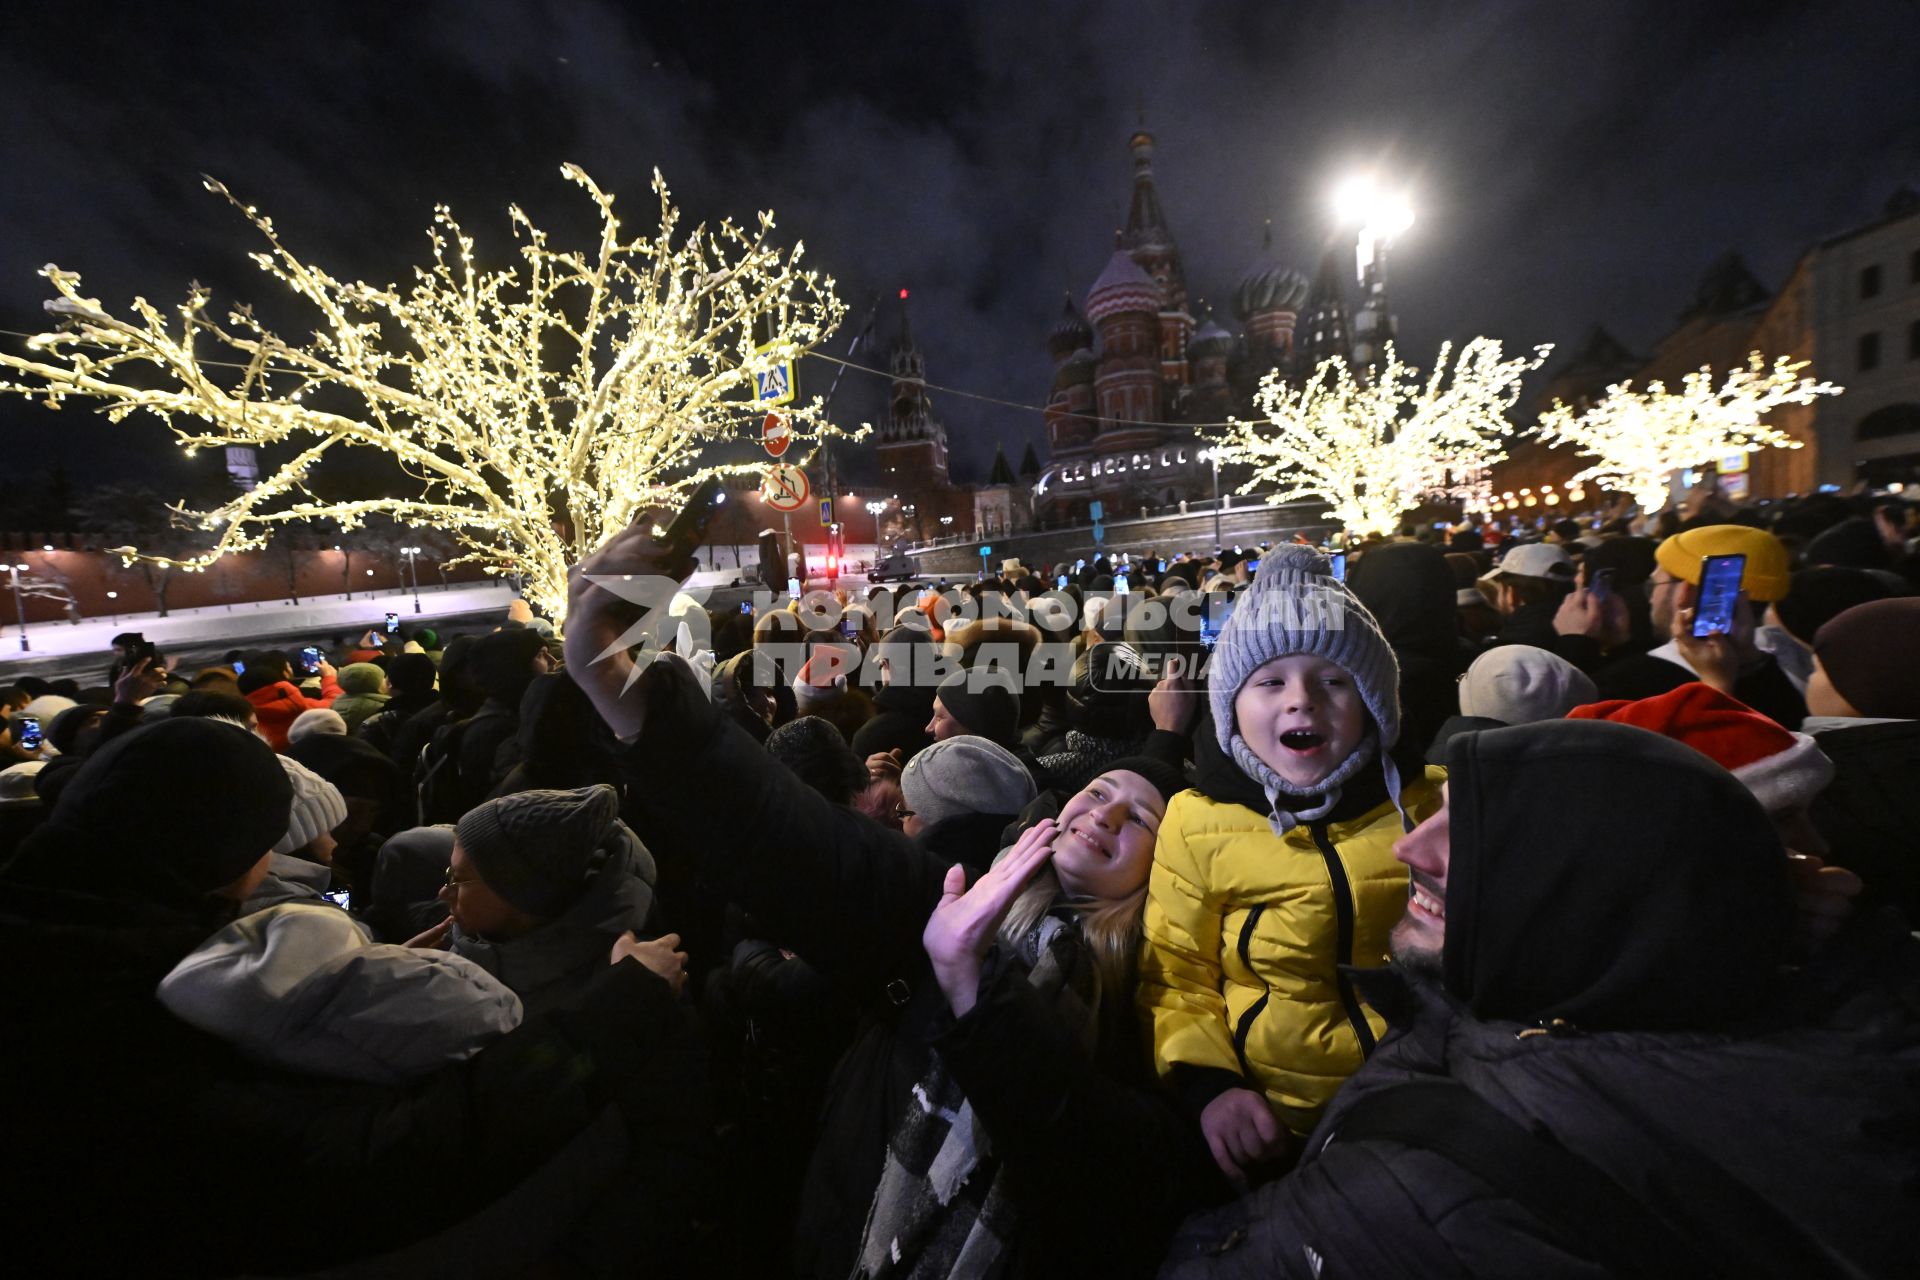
[3,0,1917,493]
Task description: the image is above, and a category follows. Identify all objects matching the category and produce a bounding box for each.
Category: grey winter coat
[159,902,522,1084]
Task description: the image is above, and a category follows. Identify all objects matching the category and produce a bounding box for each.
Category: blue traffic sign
[753,341,797,406]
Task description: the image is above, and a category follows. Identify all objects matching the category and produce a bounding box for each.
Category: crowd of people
[0,485,1916,1278]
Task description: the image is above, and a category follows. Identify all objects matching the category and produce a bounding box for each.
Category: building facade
[1033,129,1350,526]
[1493,187,1920,509]
[1806,188,1920,487]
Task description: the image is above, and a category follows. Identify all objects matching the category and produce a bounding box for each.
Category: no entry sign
[762,412,792,458]
[762,464,810,513]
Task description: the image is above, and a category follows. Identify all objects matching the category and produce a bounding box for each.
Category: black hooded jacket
[1162,720,1918,1279]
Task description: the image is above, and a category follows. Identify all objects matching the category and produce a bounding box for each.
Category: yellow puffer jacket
[1138,767,1445,1139]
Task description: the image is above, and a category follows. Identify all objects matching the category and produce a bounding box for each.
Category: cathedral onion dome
[1233,255,1310,321]
[1056,347,1098,387]
[1048,292,1094,359]
[1085,248,1160,325]
[1188,310,1234,358]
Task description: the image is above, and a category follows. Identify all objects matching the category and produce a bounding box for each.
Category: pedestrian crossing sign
[753,342,797,407]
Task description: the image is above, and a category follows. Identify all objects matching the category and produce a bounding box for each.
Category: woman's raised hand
[921,818,1058,1017]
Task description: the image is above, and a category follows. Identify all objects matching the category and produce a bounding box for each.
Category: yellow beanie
[1654,524,1792,602]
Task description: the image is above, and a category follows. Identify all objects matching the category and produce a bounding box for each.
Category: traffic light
[826,522,843,582]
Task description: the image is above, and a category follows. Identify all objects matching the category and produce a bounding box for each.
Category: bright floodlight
[1332,175,1376,226]
[1334,174,1414,238]
[1383,197,1414,236]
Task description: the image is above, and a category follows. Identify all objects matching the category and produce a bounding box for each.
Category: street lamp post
[1333,175,1414,370]
[402,546,423,613]
[7,563,29,652]
[865,500,888,558]
[1201,449,1223,549]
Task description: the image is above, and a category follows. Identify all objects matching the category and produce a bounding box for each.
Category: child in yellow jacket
[1138,546,1443,1185]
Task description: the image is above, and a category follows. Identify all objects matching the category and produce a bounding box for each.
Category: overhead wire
[3,323,1250,434]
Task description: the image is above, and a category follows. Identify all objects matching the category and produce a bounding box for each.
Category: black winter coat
[1593,647,1807,728]
[0,877,708,1277]
[1164,718,1920,1280]
[619,659,1226,1279]
[1809,718,1920,920]
[849,680,935,761]
[1162,917,1920,1279]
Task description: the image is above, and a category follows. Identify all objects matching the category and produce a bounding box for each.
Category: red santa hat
[791,649,853,709]
[1566,682,1832,814]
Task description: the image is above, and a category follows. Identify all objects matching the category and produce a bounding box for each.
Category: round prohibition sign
[762,464,811,513]
[762,412,793,458]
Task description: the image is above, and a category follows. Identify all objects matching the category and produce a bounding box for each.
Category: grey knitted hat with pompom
[1206,544,1402,808]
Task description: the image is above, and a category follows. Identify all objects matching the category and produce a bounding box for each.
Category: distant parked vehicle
[867,553,921,583]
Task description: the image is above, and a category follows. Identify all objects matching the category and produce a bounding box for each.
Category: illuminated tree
[1214,340,1548,539]
[1531,353,1842,512]
[15,568,81,625]
[73,481,212,618]
[0,165,848,620]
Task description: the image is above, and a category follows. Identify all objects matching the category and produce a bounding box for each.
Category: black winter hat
[470,629,549,705]
[455,783,619,918]
[1772,566,1892,645]
[1804,516,1891,571]
[1092,755,1187,806]
[3,719,292,911]
[934,668,1021,746]
[765,716,868,804]
[385,652,439,698]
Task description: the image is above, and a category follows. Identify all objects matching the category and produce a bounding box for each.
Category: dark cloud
[2,0,1915,489]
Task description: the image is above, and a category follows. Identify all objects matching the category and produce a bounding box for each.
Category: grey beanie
[1458,645,1598,725]
[901,735,1037,829]
[455,784,620,918]
[1207,544,1402,813]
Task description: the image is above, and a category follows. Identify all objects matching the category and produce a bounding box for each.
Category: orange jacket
[245,676,342,751]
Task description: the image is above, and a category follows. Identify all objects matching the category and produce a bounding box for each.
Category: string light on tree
[1209,339,1549,539]
[1530,353,1843,513]
[0,165,851,621]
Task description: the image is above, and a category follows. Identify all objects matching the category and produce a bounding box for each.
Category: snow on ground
[0,584,516,670]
